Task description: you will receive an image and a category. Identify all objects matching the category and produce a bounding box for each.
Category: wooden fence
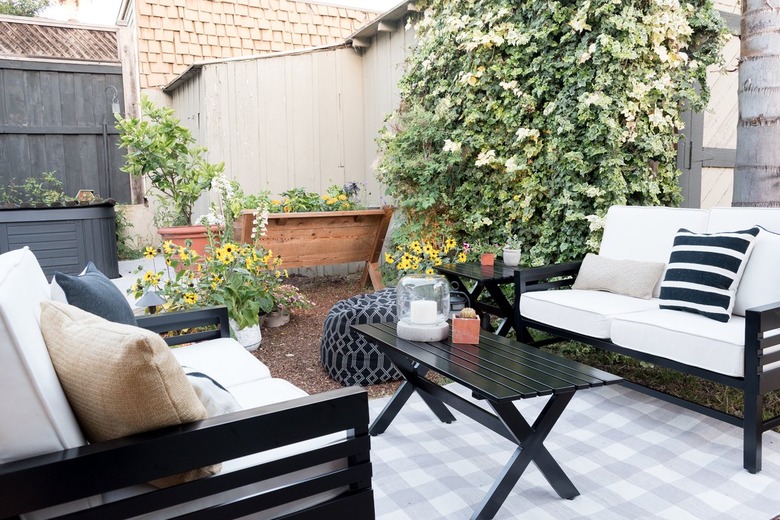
[0,59,129,203]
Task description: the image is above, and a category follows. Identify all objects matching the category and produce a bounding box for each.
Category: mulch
[252,272,401,400]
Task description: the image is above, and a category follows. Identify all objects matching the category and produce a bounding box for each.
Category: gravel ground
[252,273,402,400]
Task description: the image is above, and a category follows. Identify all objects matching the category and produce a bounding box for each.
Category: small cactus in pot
[452,307,480,344]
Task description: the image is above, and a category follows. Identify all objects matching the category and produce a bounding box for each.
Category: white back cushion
[708,208,780,316]
[0,247,86,464]
[599,206,709,297]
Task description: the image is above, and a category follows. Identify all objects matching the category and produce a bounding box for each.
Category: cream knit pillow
[40,301,219,487]
[573,253,665,300]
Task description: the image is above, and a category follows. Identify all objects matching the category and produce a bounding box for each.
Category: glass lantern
[396,274,450,341]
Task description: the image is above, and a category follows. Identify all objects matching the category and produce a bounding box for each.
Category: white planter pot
[265,310,290,328]
[502,248,521,267]
[229,319,262,352]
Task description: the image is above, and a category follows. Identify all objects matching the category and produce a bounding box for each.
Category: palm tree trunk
[732,0,780,207]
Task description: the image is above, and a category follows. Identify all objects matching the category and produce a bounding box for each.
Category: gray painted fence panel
[0,59,129,203]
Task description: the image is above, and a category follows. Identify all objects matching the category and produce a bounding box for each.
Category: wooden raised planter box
[239,206,393,290]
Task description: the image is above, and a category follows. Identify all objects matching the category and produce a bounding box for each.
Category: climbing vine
[377,0,728,266]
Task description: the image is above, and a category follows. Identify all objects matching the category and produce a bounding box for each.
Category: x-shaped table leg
[369,352,456,436]
[471,390,579,520]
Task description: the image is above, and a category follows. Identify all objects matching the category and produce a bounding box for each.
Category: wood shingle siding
[132,0,378,88]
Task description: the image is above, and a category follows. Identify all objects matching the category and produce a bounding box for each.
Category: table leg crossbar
[370,354,580,519]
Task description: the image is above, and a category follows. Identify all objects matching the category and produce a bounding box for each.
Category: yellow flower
[457,252,467,263]
[223,243,236,254]
[322,194,330,200]
[144,246,156,259]
[385,252,395,264]
[284,269,289,277]
[434,258,443,266]
[326,198,337,205]
[183,292,198,305]
[179,250,189,261]
[271,199,282,205]
[425,268,434,274]
[338,194,347,201]
[162,241,175,255]
[143,270,154,282]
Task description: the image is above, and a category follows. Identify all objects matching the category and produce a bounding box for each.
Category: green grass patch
[541,341,780,427]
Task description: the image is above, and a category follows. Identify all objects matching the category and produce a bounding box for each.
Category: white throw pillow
[183,368,243,417]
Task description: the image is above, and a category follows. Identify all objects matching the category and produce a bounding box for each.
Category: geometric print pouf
[320,287,402,386]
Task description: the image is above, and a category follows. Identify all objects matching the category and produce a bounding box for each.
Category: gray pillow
[572,253,665,300]
[51,262,137,325]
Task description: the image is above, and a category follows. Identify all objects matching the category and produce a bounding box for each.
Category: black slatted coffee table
[353,322,621,520]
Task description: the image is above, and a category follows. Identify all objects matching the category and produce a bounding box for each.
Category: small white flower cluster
[250,208,269,240]
[443,139,462,154]
[475,149,497,167]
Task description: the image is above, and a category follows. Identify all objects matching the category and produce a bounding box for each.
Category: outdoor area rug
[368,383,780,519]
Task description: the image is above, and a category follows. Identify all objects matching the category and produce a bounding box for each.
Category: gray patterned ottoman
[320,288,402,386]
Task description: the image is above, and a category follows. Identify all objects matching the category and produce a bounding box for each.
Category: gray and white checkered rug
[368,383,780,519]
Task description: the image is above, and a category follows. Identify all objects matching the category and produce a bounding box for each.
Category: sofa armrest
[0,387,373,519]
[744,301,780,379]
[513,260,582,295]
[136,306,232,346]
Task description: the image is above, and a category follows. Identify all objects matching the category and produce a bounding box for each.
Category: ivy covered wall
[377,0,728,266]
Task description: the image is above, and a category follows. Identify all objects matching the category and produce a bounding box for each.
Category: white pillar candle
[410,300,438,325]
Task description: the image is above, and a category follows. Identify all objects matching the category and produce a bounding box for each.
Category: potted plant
[471,242,501,266]
[265,283,315,328]
[116,96,224,253]
[129,238,283,351]
[502,234,522,267]
[452,307,480,344]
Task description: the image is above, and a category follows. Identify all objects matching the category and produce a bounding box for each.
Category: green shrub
[377,0,727,266]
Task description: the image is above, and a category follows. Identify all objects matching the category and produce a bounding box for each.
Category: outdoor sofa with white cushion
[515,205,780,473]
[0,246,374,519]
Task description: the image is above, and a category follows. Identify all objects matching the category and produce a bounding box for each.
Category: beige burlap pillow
[572,253,665,300]
[40,301,219,487]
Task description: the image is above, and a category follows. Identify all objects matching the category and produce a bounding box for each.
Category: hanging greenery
[377,0,728,267]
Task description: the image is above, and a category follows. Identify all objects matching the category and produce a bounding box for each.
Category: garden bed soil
[252,273,401,400]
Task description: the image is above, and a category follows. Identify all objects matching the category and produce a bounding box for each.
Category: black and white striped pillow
[659,227,760,322]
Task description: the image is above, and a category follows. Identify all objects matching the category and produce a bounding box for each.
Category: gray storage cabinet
[0,203,119,279]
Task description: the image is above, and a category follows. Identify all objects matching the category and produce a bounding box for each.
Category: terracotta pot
[480,253,495,266]
[157,225,221,256]
[452,316,480,344]
[265,310,290,328]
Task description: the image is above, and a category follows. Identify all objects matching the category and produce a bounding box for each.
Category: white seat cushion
[520,290,659,339]
[171,338,271,388]
[228,377,308,409]
[611,309,745,377]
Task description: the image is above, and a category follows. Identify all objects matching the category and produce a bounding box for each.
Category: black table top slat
[354,322,621,403]
[436,261,515,283]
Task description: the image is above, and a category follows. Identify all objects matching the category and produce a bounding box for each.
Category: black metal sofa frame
[0,306,375,520]
[514,262,780,473]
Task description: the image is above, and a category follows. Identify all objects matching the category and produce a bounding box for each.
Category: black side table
[435,261,517,336]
